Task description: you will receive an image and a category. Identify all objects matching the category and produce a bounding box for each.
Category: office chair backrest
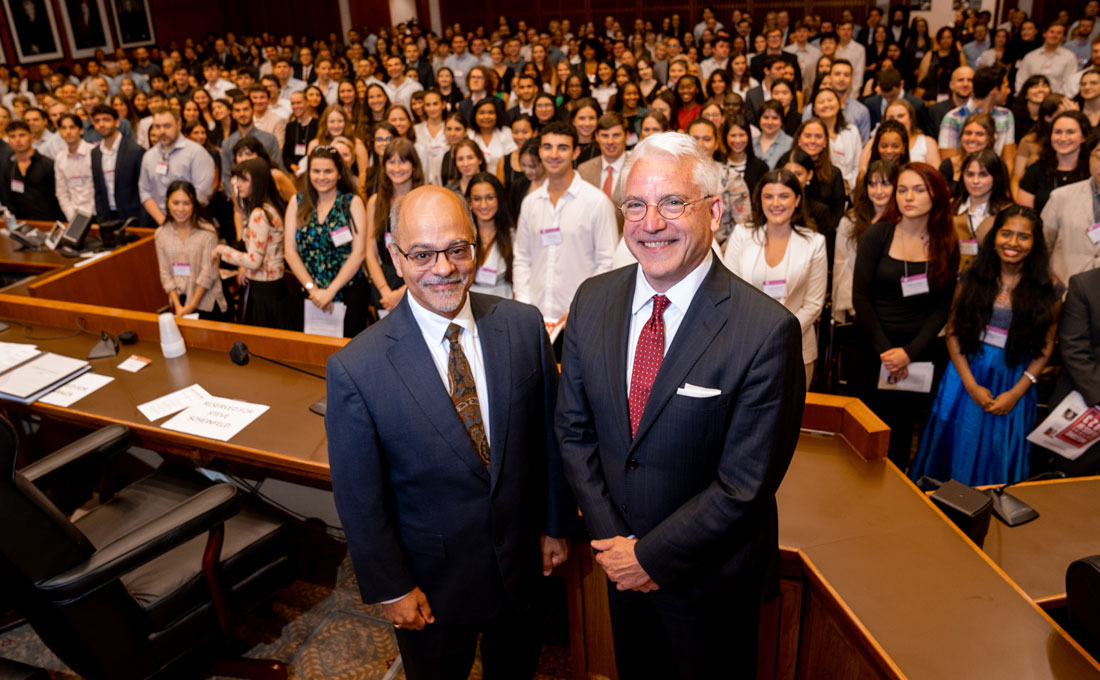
[1068,555,1100,655]
[0,416,95,583]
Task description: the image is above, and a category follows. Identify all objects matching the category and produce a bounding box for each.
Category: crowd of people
[3,4,1100,485]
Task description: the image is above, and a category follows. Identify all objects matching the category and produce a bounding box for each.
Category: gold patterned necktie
[445,323,490,467]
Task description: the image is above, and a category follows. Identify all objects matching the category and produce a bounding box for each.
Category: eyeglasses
[395,242,476,269]
[620,195,713,222]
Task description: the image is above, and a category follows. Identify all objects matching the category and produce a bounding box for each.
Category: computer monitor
[60,212,94,250]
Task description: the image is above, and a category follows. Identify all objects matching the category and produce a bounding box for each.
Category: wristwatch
[305,281,315,291]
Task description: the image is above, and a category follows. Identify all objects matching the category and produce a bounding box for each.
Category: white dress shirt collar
[631,250,714,317]
[407,290,478,343]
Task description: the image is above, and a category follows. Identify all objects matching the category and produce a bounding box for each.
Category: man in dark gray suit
[556,132,805,679]
[1042,268,1100,476]
[326,186,571,680]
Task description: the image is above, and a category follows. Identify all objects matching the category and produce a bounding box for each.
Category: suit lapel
[472,294,511,493]
[630,258,731,451]
[385,299,490,484]
[602,267,636,443]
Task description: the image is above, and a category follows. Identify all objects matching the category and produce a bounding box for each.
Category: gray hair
[389,189,477,249]
[622,131,721,198]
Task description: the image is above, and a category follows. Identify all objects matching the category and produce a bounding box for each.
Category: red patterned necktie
[628,295,670,438]
[445,323,490,466]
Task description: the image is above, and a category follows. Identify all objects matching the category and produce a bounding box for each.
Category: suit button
[620,503,628,513]
[627,459,639,470]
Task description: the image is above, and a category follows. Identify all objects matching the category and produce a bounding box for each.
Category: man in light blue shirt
[442,35,480,96]
[138,108,215,227]
[802,59,871,141]
[962,24,991,68]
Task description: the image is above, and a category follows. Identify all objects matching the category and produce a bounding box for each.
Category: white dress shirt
[407,291,491,446]
[469,127,517,176]
[1016,46,1080,95]
[414,121,449,186]
[513,171,618,320]
[625,254,712,393]
[54,140,96,221]
[835,41,867,92]
[99,133,121,211]
[390,78,425,110]
[316,79,339,106]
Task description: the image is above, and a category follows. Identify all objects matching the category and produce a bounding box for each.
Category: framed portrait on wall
[109,0,155,48]
[2,0,65,63]
[58,0,114,59]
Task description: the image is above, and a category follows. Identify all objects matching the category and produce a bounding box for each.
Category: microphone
[229,342,327,415]
[983,470,1066,527]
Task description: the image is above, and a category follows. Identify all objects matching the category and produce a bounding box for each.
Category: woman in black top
[853,162,960,469]
[916,27,965,103]
[1017,111,1091,213]
[793,117,846,232]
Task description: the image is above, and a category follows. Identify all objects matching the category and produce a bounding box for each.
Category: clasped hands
[881,347,911,383]
[592,536,659,592]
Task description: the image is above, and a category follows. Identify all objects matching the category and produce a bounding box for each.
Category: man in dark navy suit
[557,132,805,679]
[326,185,571,680]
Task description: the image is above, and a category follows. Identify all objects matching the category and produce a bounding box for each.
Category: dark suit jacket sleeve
[633,311,804,587]
[325,352,417,604]
[556,289,635,540]
[535,306,573,538]
[1060,273,1100,406]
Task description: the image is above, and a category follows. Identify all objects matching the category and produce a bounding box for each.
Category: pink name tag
[540,227,562,246]
[981,325,1008,348]
[10,180,24,194]
[900,273,930,297]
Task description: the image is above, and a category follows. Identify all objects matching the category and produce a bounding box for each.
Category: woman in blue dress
[910,206,1061,486]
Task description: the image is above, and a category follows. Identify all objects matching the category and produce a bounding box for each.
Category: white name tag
[763,279,787,299]
[475,266,500,287]
[172,262,191,277]
[1089,222,1100,245]
[330,226,352,247]
[900,273,930,297]
[294,143,306,156]
[540,227,562,246]
[959,239,978,256]
[10,179,24,194]
[981,325,1008,348]
[156,161,169,176]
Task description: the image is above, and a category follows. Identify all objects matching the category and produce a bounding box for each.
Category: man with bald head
[326,186,573,680]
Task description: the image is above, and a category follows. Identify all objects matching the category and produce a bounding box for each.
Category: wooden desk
[982,477,1100,608]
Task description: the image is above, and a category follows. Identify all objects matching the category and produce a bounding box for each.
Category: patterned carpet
[0,554,573,680]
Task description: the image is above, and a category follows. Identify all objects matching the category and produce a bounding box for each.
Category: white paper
[0,353,90,399]
[0,342,40,373]
[1027,391,1100,460]
[74,251,111,268]
[161,396,270,442]
[303,300,346,337]
[877,362,935,393]
[38,373,114,407]
[117,355,151,372]
[137,384,212,421]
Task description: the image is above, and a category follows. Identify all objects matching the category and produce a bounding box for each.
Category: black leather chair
[1068,554,1100,658]
[0,416,294,679]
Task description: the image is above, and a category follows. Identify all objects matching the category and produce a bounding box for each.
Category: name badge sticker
[10,179,24,194]
[156,161,169,176]
[475,266,500,287]
[960,239,979,256]
[540,227,562,246]
[763,279,787,299]
[330,226,352,247]
[900,273,930,297]
[172,262,191,277]
[1088,222,1100,245]
[294,143,307,156]
[981,325,1009,348]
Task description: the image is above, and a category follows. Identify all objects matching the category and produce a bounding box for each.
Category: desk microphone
[983,470,1066,527]
[229,342,327,415]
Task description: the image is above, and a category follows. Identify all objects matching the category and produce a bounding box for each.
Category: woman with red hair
[852,162,960,470]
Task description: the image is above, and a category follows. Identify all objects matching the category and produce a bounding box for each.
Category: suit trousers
[607,579,761,680]
[394,596,544,680]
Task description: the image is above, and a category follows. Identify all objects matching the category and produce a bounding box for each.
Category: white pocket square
[676,383,722,398]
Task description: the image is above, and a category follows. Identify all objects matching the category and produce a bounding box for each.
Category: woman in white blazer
[723,168,828,385]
